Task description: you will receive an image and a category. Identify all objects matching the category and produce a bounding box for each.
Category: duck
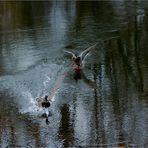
[64,43,97,71]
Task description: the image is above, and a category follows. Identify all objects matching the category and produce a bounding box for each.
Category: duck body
[73,63,82,73]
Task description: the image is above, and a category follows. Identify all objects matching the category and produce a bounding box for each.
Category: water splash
[0,63,64,115]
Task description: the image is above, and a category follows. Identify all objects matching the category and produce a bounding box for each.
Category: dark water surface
[0,1,148,148]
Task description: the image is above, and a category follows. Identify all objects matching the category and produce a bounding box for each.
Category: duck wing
[80,43,97,61]
[63,50,77,59]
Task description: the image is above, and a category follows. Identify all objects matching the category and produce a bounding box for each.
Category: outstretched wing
[80,43,97,61]
[63,50,77,59]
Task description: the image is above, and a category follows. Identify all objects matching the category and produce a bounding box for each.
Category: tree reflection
[0,1,51,30]
[58,104,74,147]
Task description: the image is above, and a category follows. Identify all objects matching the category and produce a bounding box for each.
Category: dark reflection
[58,104,73,147]
[0,92,43,147]
[73,69,96,89]
[73,70,82,82]
[105,39,128,145]
[0,1,52,75]
[0,1,51,29]
[102,4,146,145]
[24,118,43,147]
[134,15,144,91]
[93,63,106,144]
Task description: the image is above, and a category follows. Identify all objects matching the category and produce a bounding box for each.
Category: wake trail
[46,68,69,102]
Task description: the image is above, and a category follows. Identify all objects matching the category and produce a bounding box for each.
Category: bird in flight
[63,43,97,68]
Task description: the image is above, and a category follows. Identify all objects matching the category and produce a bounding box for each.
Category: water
[0,1,148,148]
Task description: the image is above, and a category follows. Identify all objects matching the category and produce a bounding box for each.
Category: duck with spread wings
[64,43,97,73]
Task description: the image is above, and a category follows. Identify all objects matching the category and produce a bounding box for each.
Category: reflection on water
[0,1,148,147]
[58,104,74,147]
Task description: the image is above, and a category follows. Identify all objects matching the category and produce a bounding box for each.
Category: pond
[0,1,148,148]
